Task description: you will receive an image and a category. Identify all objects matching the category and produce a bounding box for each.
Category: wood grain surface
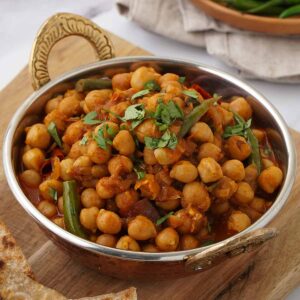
[0,32,299,300]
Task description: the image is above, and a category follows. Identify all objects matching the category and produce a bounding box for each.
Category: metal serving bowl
[2,13,296,280]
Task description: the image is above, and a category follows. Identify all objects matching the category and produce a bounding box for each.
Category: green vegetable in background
[75,78,112,92]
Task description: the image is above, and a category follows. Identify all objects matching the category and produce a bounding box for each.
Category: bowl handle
[185,228,278,272]
[29,13,115,90]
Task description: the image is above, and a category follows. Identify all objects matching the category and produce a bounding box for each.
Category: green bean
[228,0,265,11]
[248,0,282,14]
[63,180,87,239]
[75,78,112,92]
[178,96,220,138]
[279,4,300,17]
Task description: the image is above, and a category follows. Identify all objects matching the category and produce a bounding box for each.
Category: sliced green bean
[63,180,87,239]
[248,0,283,13]
[75,78,112,92]
[178,96,220,138]
[279,4,300,17]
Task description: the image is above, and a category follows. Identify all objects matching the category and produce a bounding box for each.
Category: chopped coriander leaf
[123,104,145,121]
[93,128,108,150]
[144,80,160,92]
[134,167,145,180]
[154,100,183,131]
[120,124,128,130]
[79,135,88,145]
[182,90,199,99]
[49,187,58,203]
[47,122,62,148]
[83,111,102,125]
[144,130,178,150]
[133,158,146,180]
[102,109,124,122]
[106,125,118,138]
[131,89,150,101]
[223,118,252,139]
[178,76,186,84]
[201,240,215,247]
[156,211,174,226]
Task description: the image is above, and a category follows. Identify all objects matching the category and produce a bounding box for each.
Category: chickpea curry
[19,66,284,252]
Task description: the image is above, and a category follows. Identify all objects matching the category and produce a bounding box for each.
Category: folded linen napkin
[116,0,300,83]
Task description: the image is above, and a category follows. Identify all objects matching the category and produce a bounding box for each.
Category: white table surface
[0,1,299,299]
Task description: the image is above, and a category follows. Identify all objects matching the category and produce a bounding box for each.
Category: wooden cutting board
[0,32,300,300]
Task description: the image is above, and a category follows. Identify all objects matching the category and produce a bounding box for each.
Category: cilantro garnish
[49,187,58,203]
[178,76,186,84]
[156,211,174,226]
[47,122,62,148]
[144,130,178,150]
[83,111,102,125]
[182,90,199,99]
[131,89,150,101]
[79,135,88,145]
[144,80,160,92]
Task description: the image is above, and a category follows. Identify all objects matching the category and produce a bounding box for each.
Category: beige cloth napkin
[116,0,300,83]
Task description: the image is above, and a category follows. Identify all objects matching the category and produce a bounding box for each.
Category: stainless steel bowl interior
[3,56,296,262]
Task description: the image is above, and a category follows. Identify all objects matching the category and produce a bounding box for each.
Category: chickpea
[156,198,180,211]
[250,197,266,213]
[44,109,66,131]
[128,216,157,241]
[130,66,160,90]
[81,188,105,208]
[154,147,182,165]
[62,121,85,145]
[182,182,211,212]
[79,207,99,232]
[112,130,136,156]
[197,158,223,183]
[226,136,251,161]
[169,208,204,234]
[58,96,82,117]
[85,89,112,112]
[108,155,133,176]
[228,211,251,232]
[91,165,109,179]
[25,123,51,149]
[212,176,238,201]
[112,73,132,91]
[222,160,245,182]
[180,234,200,250]
[134,174,160,200]
[96,209,122,235]
[142,244,159,253]
[233,182,254,204]
[72,156,93,177]
[143,147,157,165]
[155,227,179,251]
[60,158,74,181]
[169,161,198,183]
[64,89,84,100]
[68,140,88,159]
[96,177,116,199]
[262,159,274,169]
[45,95,62,114]
[116,236,141,251]
[37,200,57,218]
[158,73,179,85]
[211,201,230,215]
[39,179,63,201]
[258,166,283,194]
[96,234,117,248]
[53,217,65,228]
[218,106,233,126]
[161,81,182,96]
[189,122,214,143]
[135,119,161,143]
[94,121,119,139]
[229,97,252,120]
[244,164,258,186]
[252,129,265,143]
[115,189,139,215]
[22,148,45,171]
[198,143,223,162]
[19,169,41,188]
[58,196,64,214]
[87,140,111,164]
[23,145,32,153]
